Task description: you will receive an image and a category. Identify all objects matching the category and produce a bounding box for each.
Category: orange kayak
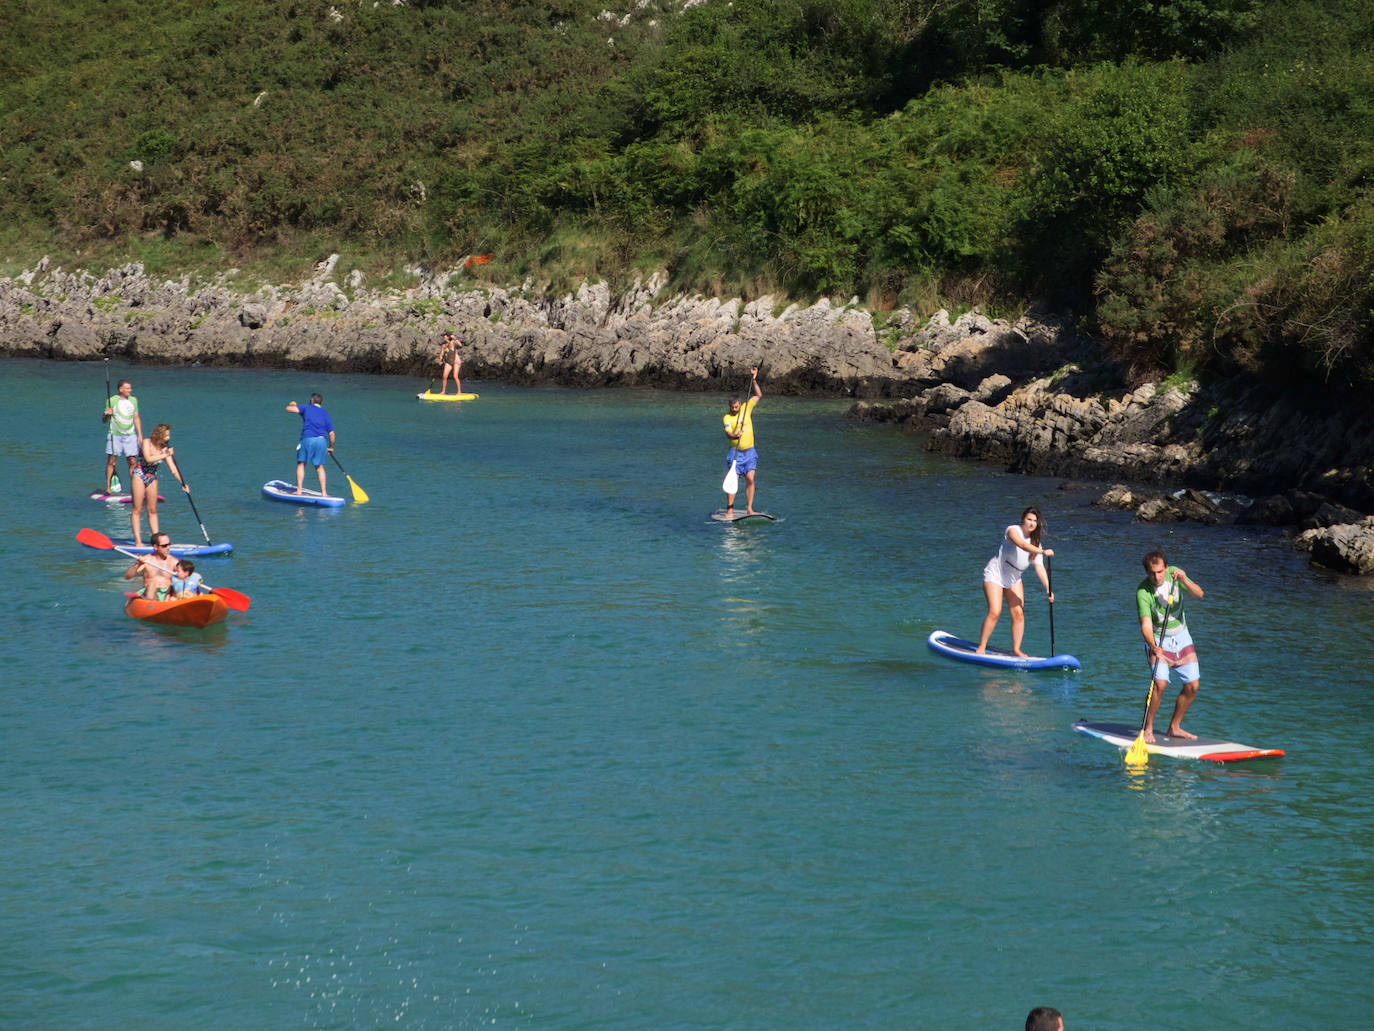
[123,592,229,628]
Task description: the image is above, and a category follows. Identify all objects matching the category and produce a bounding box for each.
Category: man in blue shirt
[286,393,336,496]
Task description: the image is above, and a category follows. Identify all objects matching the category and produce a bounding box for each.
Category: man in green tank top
[103,379,142,493]
[1136,549,1205,741]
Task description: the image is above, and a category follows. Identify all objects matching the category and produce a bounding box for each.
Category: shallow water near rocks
[3,357,1372,1030]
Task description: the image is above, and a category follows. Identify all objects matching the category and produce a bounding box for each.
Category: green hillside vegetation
[2,0,1371,389]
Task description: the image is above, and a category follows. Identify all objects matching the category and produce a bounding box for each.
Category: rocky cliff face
[0,260,911,396]
[4,257,1371,572]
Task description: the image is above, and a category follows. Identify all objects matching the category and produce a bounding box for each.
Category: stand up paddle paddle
[1125,590,1174,764]
[104,359,121,494]
[1047,554,1056,657]
[75,528,251,611]
[330,452,369,504]
[166,456,211,544]
[175,463,213,545]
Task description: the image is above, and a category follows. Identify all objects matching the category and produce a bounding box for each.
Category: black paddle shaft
[103,358,114,442]
[173,457,212,544]
[1136,590,1175,733]
[1047,554,1056,656]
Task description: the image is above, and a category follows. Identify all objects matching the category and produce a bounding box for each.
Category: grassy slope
[1,0,1370,387]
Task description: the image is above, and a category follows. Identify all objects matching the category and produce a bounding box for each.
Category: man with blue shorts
[1136,549,1206,741]
[722,367,763,515]
[102,378,142,493]
[286,393,336,496]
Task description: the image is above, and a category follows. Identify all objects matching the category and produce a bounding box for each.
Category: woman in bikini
[438,331,463,396]
[130,423,189,547]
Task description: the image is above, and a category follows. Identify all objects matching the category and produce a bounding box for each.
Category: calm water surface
[2,357,1371,1030]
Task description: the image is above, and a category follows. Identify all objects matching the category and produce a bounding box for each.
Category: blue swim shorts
[728,447,758,475]
[1148,627,1200,683]
[106,433,139,457]
[297,436,328,467]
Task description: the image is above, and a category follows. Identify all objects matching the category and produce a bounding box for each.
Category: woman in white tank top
[976,506,1055,657]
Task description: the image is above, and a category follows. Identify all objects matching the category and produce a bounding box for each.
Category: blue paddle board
[261,479,347,507]
[927,629,1080,671]
[1072,720,1284,762]
[84,538,234,558]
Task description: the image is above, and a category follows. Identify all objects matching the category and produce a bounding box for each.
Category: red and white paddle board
[1073,720,1284,762]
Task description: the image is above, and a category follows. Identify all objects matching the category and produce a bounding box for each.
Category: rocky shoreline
[3,257,1371,574]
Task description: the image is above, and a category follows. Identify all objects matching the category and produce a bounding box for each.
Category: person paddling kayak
[124,532,175,600]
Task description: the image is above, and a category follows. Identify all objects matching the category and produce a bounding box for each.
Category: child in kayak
[172,559,204,597]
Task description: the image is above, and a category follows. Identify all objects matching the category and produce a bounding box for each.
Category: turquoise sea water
[2,356,1372,1030]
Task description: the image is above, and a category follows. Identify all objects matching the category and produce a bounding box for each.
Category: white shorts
[982,556,1024,590]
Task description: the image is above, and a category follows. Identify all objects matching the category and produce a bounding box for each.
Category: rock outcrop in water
[847,309,1374,571]
[3,257,1371,570]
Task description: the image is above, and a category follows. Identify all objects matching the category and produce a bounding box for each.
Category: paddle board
[926,629,1081,671]
[90,490,165,503]
[1072,720,1284,762]
[261,479,347,507]
[710,509,779,524]
[84,538,234,557]
[417,392,479,401]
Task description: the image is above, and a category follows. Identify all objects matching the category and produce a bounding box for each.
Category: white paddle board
[1072,720,1284,762]
[710,509,778,524]
[90,490,164,503]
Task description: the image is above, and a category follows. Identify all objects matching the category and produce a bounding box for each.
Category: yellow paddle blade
[1124,733,1150,765]
[347,476,369,504]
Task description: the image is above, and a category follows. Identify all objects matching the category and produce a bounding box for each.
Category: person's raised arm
[1172,567,1203,599]
[286,401,300,413]
[1007,526,1052,560]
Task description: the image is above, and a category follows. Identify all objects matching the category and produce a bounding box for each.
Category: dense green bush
[0,0,1370,386]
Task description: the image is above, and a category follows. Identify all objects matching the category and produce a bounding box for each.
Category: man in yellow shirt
[722,367,763,515]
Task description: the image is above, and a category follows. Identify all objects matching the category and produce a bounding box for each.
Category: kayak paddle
[330,452,369,504]
[1125,589,1174,764]
[75,528,251,611]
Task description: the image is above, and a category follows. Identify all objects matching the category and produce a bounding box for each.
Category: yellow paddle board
[417,392,479,402]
